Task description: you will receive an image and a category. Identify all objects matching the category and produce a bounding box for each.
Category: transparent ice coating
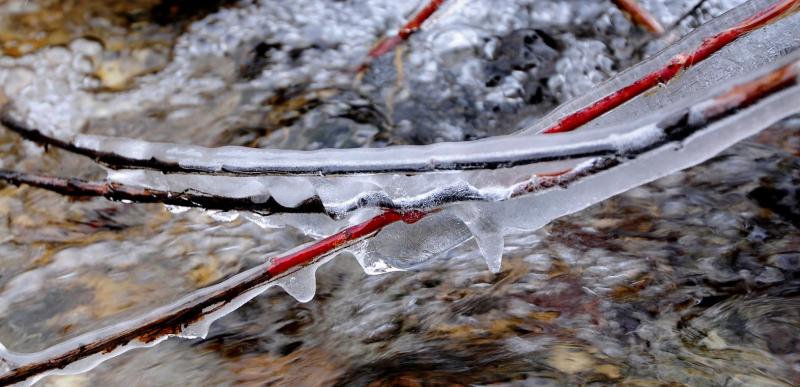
[93,41,800,228]
[365,75,800,273]
[114,54,800,276]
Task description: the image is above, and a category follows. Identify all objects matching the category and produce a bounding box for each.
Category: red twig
[543,0,800,134]
[359,0,447,71]
[267,209,426,275]
[701,57,800,116]
[612,0,665,36]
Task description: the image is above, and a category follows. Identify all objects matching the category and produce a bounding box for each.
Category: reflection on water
[0,0,798,385]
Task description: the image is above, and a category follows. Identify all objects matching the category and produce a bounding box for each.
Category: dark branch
[358,0,447,71]
[0,169,327,216]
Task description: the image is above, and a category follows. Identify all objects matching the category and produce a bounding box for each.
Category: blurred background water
[0,0,798,385]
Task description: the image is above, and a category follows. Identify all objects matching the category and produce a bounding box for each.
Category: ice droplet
[268,177,317,208]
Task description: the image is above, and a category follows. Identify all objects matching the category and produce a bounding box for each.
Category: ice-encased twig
[0,169,327,215]
[540,0,799,134]
[2,54,800,385]
[347,55,800,272]
[3,56,799,220]
[2,0,797,177]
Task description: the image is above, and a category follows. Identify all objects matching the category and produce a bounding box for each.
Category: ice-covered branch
[0,113,657,175]
[522,0,800,134]
[2,54,799,221]
[1,54,799,227]
[0,169,327,215]
[540,0,799,134]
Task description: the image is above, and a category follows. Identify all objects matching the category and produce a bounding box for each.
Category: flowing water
[0,0,798,385]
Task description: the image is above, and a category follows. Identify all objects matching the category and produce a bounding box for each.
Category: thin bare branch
[358,0,447,71]
[612,0,666,36]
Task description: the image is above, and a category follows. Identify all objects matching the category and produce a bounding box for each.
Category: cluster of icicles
[1,0,800,384]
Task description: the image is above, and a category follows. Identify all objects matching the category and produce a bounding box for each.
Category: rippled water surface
[0,0,798,385]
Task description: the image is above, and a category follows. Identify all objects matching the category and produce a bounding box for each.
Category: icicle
[275,268,318,302]
[473,230,505,273]
[176,320,214,340]
[267,177,317,208]
[454,204,506,273]
[356,212,473,270]
[0,342,15,375]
